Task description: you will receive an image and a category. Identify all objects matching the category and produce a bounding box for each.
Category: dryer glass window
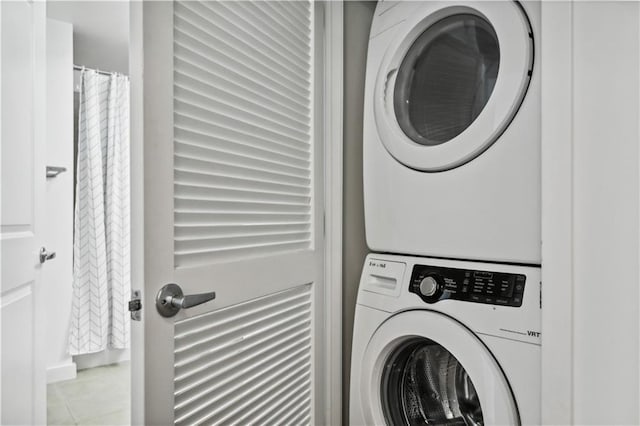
[394,14,500,146]
[381,338,483,426]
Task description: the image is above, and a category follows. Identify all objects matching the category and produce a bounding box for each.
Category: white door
[0,1,47,424]
[132,1,332,424]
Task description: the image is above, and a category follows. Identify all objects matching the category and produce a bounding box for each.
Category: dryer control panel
[409,264,526,307]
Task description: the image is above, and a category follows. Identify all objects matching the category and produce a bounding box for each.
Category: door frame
[321,2,344,424]
[540,2,574,424]
[539,2,573,424]
[541,2,640,424]
[540,3,574,424]
[128,2,344,424]
[128,2,144,424]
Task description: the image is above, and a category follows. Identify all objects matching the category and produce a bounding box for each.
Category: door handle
[46,166,67,178]
[39,247,56,264]
[156,283,216,317]
[383,68,398,105]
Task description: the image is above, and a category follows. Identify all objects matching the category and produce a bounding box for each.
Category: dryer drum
[381,338,484,426]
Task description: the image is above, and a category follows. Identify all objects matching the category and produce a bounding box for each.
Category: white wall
[47,1,129,73]
[45,19,76,384]
[342,2,376,423]
[542,2,640,424]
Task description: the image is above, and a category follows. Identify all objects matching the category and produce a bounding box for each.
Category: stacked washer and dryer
[350,1,542,425]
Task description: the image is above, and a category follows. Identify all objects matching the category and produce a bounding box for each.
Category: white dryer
[350,254,541,425]
[363,1,541,264]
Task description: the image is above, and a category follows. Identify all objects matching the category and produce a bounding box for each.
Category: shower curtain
[69,69,131,355]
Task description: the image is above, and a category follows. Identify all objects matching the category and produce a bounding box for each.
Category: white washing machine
[363,1,541,264]
[350,254,541,425]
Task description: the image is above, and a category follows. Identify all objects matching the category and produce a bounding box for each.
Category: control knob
[419,275,440,298]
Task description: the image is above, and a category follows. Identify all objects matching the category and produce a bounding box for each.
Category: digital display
[474,271,493,279]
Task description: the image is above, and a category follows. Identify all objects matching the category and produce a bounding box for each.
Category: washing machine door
[359,311,518,425]
[374,1,533,171]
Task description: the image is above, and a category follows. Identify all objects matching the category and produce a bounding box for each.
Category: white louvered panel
[173,0,313,267]
[174,284,313,426]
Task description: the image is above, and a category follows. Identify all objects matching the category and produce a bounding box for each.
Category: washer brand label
[500,327,541,341]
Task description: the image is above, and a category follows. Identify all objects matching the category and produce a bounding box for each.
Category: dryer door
[359,311,519,425]
[374,1,533,171]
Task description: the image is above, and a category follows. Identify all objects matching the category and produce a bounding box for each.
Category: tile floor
[47,362,130,425]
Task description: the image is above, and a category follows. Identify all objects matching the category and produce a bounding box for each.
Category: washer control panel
[409,264,526,307]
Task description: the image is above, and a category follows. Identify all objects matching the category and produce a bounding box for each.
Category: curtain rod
[73,64,126,77]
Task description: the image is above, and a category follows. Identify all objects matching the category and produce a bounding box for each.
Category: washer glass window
[381,338,483,425]
[394,13,500,146]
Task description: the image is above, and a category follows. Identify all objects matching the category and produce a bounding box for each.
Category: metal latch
[129,290,142,321]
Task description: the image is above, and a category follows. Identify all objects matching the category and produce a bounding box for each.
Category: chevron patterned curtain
[69,69,130,355]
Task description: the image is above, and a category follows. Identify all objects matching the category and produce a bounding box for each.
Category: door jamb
[322,1,344,425]
[129,2,144,424]
[540,2,574,424]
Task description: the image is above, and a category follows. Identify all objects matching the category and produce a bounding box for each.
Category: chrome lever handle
[175,292,217,309]
[39,247,56,264]
[156,283,216,317]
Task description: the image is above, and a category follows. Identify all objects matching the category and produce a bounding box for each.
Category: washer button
[419,276,439,297]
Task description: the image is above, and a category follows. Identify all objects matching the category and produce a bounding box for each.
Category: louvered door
[134,1,325,424]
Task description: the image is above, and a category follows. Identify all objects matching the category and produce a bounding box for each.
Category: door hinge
[129,290,142,321]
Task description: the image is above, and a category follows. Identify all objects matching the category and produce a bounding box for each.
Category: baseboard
[46,362,77,384]
[74,348,130,370]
